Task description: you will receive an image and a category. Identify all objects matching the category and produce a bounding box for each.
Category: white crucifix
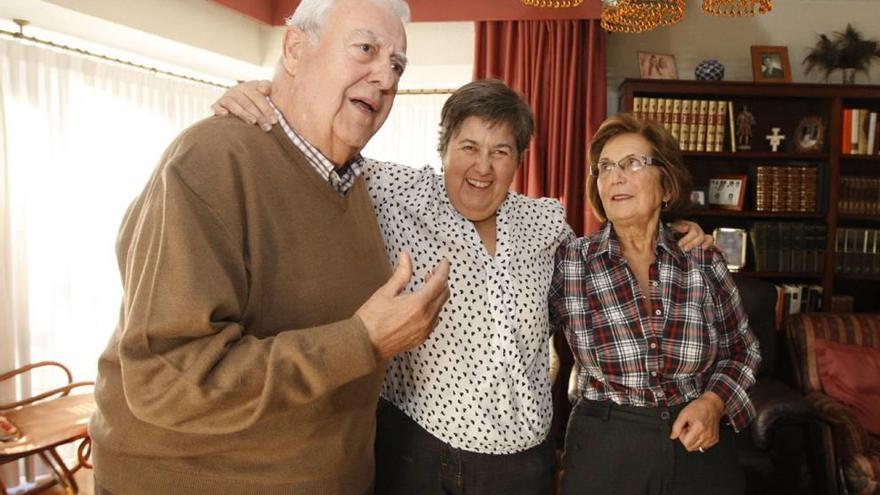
[765,127,786,152]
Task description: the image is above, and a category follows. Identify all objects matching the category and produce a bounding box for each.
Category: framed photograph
[708,175,748,211]
[690,187,708,208]
[794,116,825,152]
[713,227,748,271]
[638,51,678,80]
[751,46,791,83]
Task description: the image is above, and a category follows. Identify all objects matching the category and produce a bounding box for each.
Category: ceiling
[211,0,600,24]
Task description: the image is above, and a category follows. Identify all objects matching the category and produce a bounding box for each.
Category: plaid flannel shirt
[549,222,761,431]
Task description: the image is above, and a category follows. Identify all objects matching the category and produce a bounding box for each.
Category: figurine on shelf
[765,127,786,152]
[735,105,756,150]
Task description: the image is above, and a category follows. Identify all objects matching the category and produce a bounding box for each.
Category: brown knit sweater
[89,116,390,495]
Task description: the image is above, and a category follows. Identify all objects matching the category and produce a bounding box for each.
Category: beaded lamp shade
[702,0,772,16]
[521,0,584,7]
[600,0,685,33]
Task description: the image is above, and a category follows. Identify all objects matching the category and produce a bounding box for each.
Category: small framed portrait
[794,116,825,152]
[713,227,748,271]
[690,188,708,208]
[750,46,791,83]
[638,51,678,80]
[708,175,748,211]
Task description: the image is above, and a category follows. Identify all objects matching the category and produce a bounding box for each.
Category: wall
[605,0,880,113]
[4,0,879,98]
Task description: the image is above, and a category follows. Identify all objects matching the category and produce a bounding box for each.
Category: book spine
[680,100,692,151]
[851,108,860,154]
[728,101,736,152]
[694,100,708,152]
[843,108,852,154]
[705,100,717,153]
[670,99,682,144]
[714,101,727,152]
[859,108,870,154]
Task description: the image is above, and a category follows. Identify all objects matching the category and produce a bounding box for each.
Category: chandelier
[521,0,584,7]
[601,0,684,33]
[601,0,771,33]
[702,0,772,16]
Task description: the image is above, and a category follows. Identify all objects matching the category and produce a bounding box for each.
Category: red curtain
[474,20,606,236]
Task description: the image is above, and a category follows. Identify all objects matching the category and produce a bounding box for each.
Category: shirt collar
[267,97,365,193]
[585,221,685,263]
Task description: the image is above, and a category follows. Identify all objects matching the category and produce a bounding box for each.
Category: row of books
[772,283,824,327]
[750,222,826,273]
[839,176,880,215]
[755,166,819,213]
[632,97,732,153]
[771,285,859,328]
[835,228,880,275]
[842,108,880,155]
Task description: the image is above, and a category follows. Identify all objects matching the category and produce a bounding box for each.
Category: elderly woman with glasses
[550,113,761,495]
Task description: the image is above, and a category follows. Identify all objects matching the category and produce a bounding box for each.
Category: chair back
[785,313,880,395]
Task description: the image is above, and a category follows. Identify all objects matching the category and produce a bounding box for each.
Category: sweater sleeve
[115,133,378,435]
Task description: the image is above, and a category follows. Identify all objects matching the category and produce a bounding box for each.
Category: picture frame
[713,227,748,271]
[690,187,708,208]
[750,46,791,83]
[794,116,825,152]
[708,174,748,211]
[638,51,678,80]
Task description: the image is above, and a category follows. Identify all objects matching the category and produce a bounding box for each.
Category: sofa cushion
[815,338,880,435]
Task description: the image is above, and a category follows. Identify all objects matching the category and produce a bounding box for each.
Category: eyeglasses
[590,154,662,177]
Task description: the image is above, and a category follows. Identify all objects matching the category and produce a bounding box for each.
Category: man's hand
[669,391,725,452]
[211,80,276,131]
[669,220,714,251]
[356,252,451,360]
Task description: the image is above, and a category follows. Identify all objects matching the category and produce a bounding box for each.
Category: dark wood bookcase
[620,79,880,312]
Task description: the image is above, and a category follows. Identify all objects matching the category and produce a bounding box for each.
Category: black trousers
[374,399,556,495]
[560,399,745,495]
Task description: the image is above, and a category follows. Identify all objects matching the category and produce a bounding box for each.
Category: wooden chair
[0,362,96,495]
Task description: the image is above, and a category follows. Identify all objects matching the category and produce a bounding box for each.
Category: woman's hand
[669,391,725,452]
[211,80,276,131]
[669,220,714,251]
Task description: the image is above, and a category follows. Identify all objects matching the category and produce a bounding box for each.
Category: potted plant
[803,24,880,83]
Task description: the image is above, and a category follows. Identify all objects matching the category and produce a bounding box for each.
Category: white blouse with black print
[364,160,573,455]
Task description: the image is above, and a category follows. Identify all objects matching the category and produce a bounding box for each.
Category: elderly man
[88,1,449,494]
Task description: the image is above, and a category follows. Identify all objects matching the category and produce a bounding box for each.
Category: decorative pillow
[815,337,880,435]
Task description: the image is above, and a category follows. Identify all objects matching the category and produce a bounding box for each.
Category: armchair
[786,313,880,495]
[0,361,96,495]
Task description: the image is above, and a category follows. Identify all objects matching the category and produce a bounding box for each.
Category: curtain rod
[1,20,230,89]
[1,20,457,95]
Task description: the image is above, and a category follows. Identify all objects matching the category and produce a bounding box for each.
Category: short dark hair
[587,113,692,222]
[437,79,534,160]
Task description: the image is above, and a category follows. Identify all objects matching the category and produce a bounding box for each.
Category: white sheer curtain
[362,92,451,172]
[0,36,222,487]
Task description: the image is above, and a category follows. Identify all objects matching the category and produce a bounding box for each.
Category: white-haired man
[89,1,449,494]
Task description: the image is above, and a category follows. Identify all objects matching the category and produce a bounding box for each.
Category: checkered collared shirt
[549,222,761,431]
[268,98,364,195]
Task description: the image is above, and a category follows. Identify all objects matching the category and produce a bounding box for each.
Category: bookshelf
[620,79,880,313]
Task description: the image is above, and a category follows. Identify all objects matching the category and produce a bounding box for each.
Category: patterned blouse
[365,160,573,454]
[549,222,761,431]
